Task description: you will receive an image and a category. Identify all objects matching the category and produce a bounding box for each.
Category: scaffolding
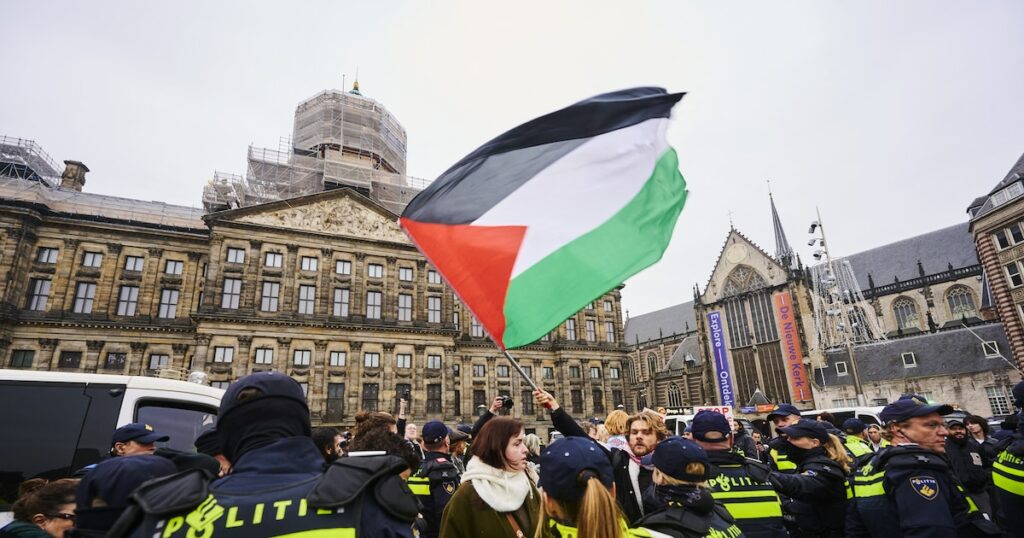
[202,87,427,213]
[809,258,888,352]
[0,135,64,187]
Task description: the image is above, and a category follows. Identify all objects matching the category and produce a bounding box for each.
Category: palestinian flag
[400,87,688,350]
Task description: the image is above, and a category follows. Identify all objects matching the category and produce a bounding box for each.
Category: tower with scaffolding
[202,81,429,214]
[0,136,64,187]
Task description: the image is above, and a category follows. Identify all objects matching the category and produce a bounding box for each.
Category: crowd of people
[4,370,1024,537]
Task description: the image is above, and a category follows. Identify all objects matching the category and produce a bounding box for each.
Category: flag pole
[502,349,541,392]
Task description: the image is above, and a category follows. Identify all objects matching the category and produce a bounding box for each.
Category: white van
[0,369,223,518]
[799,406,885,427]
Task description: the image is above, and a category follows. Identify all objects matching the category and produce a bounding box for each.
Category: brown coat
[438,480,540,538]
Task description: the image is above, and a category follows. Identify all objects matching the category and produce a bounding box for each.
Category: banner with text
[707,311,735,408]
[693,405,735,421]
[773,291,810,402]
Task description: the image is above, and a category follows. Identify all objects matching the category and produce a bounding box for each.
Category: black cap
[450,429,470,443]
[111,423,169,445]
[842,418,866,434]
[219,371,307,418]
[778,419,829,443]
[422,420,450,444]
[194,427,221,456]
[76,455,176,509]
[690,410,731,442]
[652,436,710,481]
[879,394,953,424]
[767,404,801,420]
[539,437,613,502]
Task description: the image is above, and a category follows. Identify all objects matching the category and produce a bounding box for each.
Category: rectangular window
[399,267,413,281]
[997,231,1011,250]
[82,251,103,267]
[103,352,126,370]
[586,302,595,310]
[473,390,487,414]
[610,367,621,379]
[453,389,462,415]
[428,296,441,323]
[164,260,183,275]
[571,390,583,414]
[362,383,379,412]
[394,383,412,413]
[833,397,858,407]
[612,390,623,408]
[1012,224,1024,244]
[254,348,273,364]
[543,367,554,379]
[367,263,383,278]
[261,282,280,312]
[427,270,442,284]
[983,341,1000,358]
[124,256,144,271]
[298,383,309,398]
[835,361,849,376]
[1007,262,1024,288]
[221,278,241,309]
[902,352,917,368]
[473,364,486,377]
[265,252,283,268]
[59,351,82,368]
[148,354,169,370]
[497,364,509,377]
[604,300,613,312]
[158,289,179,318]
[396,353,412,369]
[10,350,34,368]
[453,363,460,376]
[566,319,577,340]
[605,322,616,343]
[333,288,350,316]
[470,317,484,337]
[590,366,602,379]
[365,291,382,319]
[336,260,351,275]
[213,347,234,363]
[293,350,311,366]
[327,383,346,421]
[364,352,381,368]
[398,294,413,321]
[226,247,245,264]
[298,285,316,314]
[329,351,346,367]
[569,366,581,378]
[586,320,596,341]
[36,247,58,264]
[522,390,536,415]
[211,381,230,390]
[593,389,605,414]
[117,285,139,316]
[453,309,460,327]
[427,384,442,413]
[300,256,318,272]
[427,355,441,369]
[987,386,1012,416]
[73,282,96,313]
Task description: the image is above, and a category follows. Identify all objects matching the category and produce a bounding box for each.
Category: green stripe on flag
[502,148,687,349]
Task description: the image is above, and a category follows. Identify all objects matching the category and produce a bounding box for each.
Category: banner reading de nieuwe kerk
[707,311,735,408]
[772,291,810,402]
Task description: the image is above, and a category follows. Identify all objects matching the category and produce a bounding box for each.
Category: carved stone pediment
[233,195,409,243]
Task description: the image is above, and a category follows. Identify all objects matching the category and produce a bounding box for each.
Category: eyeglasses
[46,513,75,522]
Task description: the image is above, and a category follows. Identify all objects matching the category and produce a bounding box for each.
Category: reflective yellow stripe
[995,460,1024,478]
[275,531,356,538]
[713,490,780,500]
[771,450,798,471]
[722,501,784,519]
[407,476,430,496]
[855,471,884,482]
[994,471,1024,496]
[853,482,885,497]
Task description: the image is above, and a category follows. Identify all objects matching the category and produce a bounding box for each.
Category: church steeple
[769,184,795,267]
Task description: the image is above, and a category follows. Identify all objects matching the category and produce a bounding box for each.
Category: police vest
[636,502,745,538]
[993,445,1024,497]
[542,518,676,538]
[704,451,785,537]
[769,448,797,472]
[845,436,873,458]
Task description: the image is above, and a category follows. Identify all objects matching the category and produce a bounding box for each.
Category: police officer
[992,380,1024,534]
[766,404,802,473]
[113,371,418,537]
[843,418,874,470]
[407,420,460,538]
[689,410,787,537]
[846,394,998,537]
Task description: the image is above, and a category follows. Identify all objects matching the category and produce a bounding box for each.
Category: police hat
[77,455,176,509]
[219,371,308,418]
[539,437,613,502]
[767,403,801,420]
[653,436,710,482]
[842,418,866,434]
[690,410,731,442]
[422,420,450,444]
[778,419,830,443]
[879,394,953,425]
[111,423,169,445]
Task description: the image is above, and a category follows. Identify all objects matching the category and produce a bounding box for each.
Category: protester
[406,421,460,538]
[108,423,168,457]
[405,422,426,460]
[751,430,770,463]
[70,455,177,536]
[439,417,539,537]
[864,424,889,451]
[636,436,746,537]
[732,420,757,460]
[965,414,999,463]
[449,428,471,475]
[582,421,600,440]
[596,424,611,446]
[345,428,420,479]
[353,409,399,438]
[311,426,343,464]
[945,416,991,517]
[1,479,78,538]
[604,410,630,451]
[525,433,542,468]
[767,419,849,537]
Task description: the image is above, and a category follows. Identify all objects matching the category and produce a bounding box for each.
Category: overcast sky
[3,1,1023,318]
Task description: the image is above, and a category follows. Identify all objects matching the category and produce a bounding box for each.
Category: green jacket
[439,480,540,538]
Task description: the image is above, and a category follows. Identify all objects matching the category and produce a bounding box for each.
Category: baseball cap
[767,404,801,420]
[652,436,710,482]
[539,437,613,502]
[219,371,308,418]
[778,419,829,443]
[690,410,731,442]
[422,420,450,444]
[879,394,954,424]
[111,423,169,445]
[946,416,966,427]
[842,418,866,434]
[76,455,177,509]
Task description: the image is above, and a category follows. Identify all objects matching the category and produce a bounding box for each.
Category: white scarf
[462,457,536,512]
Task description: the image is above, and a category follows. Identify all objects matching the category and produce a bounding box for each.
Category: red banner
[773,291,810,402]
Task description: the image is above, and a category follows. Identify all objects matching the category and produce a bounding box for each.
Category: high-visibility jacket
[992,435,1024,532]
[704,449,787,538]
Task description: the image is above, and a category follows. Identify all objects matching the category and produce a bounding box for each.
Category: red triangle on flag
[399,218,526,348]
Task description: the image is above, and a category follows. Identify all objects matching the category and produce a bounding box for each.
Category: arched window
[893,297,920,330]
[667,383,683,407]
[722,265,769,298]
[946,286,977,319]
[646,352,658,379]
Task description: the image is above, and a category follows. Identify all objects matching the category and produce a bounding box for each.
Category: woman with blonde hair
[767,419,849,537]
[604,410,630,450]
[440,417,540,537]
